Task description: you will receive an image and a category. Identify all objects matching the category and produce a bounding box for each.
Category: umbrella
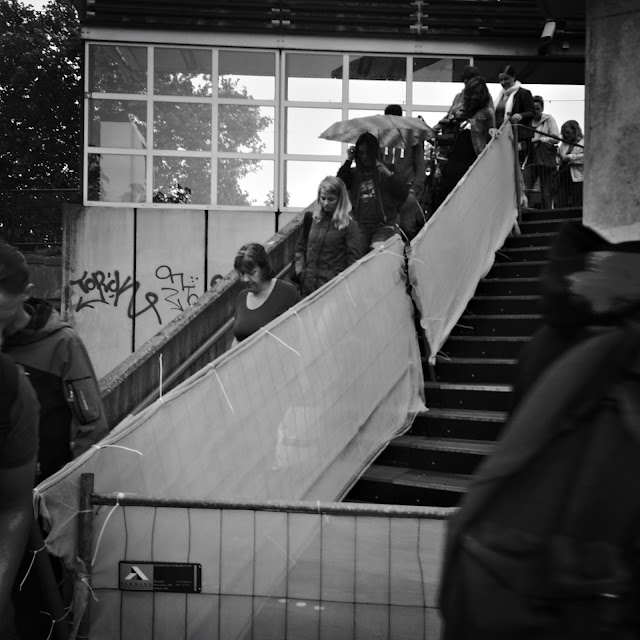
[319,114,434,149]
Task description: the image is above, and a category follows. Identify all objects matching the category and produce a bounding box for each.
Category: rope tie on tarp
[265,329,301,357]
[91,492,124,566]
[18,543,46,591]
[210,364,234,413]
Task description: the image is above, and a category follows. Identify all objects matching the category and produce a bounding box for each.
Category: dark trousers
[525,164,556,209]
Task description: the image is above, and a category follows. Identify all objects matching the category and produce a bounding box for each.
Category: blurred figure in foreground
[0,348,39,639]
[439,221,640,639]
[233,243,300,343]
[380,104,426,241]
[294,176,361,297]
[556,120,584,208]
[338,132,408,253]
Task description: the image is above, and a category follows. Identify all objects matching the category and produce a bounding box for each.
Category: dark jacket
[3,298,108,481]
[511,87,536,140]
[0,353,39,470]
[294,210,362,297]
[337,132,408,226]
[440,222,640,640]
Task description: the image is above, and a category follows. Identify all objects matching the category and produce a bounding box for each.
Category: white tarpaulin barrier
[408,123,518,363]
[36,235,425,570]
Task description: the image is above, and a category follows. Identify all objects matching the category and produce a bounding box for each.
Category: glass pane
[89,45,147,94]
[414,110,448,130]
[153,157,211,204]
[218,51,275,100]
[348,55,406,104]
[218,105,274,153]
[87,153,146,202]
[413,58,471,108]
[285,161,338,208]
[286,53,343,102]
[154,103,211,151]
[217,159,274,207]
[89,100,147,148]
[525,84,585,130]
[154,47,212,96]
[287,108,342,155]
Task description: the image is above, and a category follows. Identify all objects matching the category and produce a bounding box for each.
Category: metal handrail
[516,123,584,148]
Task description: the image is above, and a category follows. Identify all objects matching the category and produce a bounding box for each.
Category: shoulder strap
[303,211,313,242]
[0,354,19,420]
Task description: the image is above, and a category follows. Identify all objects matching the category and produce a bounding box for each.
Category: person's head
[533,95,545,118]
[561,120,583,142]
[384,104,403,116]
[463,76,491,116]
[354,132,380,170]
[315,176,352,230]
[498,65,517,90]
[461,65,481,86]
[233,243,273,292]
[0,241,31,334]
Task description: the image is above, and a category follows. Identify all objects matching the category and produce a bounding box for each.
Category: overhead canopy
[78,0,585,44]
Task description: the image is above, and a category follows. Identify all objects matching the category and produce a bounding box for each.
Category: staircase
[346,207,582,508]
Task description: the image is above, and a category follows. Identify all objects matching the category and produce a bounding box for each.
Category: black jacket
[3,299,107,481]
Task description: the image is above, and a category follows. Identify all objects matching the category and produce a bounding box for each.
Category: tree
[0,0,82,190]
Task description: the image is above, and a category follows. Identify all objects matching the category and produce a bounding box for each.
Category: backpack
[439,328,640,640]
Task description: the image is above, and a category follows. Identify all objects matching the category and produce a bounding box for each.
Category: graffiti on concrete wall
[69,265,200,325]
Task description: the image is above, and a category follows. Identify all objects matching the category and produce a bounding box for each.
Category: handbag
[533,140,558,168]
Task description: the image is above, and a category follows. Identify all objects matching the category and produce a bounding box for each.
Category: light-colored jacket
[558,137,585,182]
[532,112,560,143]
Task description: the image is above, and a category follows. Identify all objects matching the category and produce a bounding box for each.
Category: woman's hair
[533,95,544,108]
[499,65,517,78]
[313,176,352,230]
[461,65,481,83]
[233,243,273,280]
[561,120,583,141]
[462,77,492,117]
[0,241,29,296]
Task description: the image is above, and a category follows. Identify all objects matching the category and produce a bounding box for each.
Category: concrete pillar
[584,0,640,242]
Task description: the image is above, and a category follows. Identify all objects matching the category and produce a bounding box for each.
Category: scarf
[494,80,521,120]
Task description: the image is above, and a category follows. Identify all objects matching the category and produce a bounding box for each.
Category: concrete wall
[61,210,302,429]
[23,253,63,308]
[62,206,285,378]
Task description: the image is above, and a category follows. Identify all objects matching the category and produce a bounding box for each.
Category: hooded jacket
[439,222,640,639]
[2,298,107,481]
[337,132,408,226]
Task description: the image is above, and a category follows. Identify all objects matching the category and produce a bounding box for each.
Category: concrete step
[465,295,541,315]
[424,381,513,412]
[475,277,540,296]
[347,465,471,507]
[485,260,546,278]
[438,335,529,359]
[433,356,517,384]
[378,436,494,475]
[519,217,580,235]
[503,231,555,249]
[520,207,582,222]
[495,246,550,263]
[450,314,543,337]
[409,408,508,441]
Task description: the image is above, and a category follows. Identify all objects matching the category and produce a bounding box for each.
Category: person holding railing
[294,176,362,298]
[556,120,584,208]
[494,65,535,165]
[526,95,560,210]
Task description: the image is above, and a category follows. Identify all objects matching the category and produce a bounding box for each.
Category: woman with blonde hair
[294,176,362,297]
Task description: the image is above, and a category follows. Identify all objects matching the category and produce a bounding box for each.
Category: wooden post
[76,473,95,639]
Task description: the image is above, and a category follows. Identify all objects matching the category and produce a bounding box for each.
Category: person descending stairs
[346,206,583,508]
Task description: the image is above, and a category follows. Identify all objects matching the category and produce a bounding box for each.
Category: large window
[84,46,476,208]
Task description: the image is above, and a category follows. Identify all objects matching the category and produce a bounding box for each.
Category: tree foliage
[0,0,82,190]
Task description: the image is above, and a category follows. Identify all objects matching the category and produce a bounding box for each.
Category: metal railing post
[512,124,524,226]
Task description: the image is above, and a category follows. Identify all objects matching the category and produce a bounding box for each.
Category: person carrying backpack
[439,221,640,640]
